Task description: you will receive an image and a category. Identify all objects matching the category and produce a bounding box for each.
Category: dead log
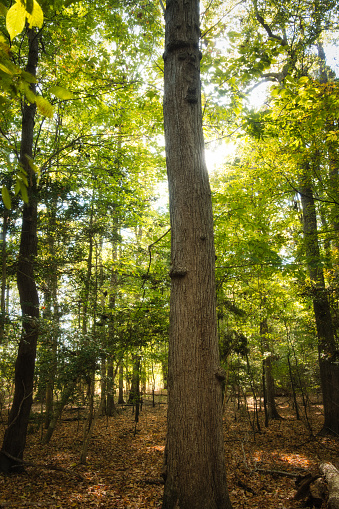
[320,462,339,509]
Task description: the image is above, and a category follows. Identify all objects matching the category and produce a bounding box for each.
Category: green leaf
[21,70,37,84]
[50,85,74,100]
[26,155,40,182]
[1,185,11,209]
[20,81,36,103]
[298,76,310,85]
[14,180,20,195]
[24,0,33,15]
[0,3,7,16]
[0,63,14,75]
[18,171,28,186]
[35,95,54,117]
[26,0,43,28]
[6,2,26,40]
[19,180,28,203]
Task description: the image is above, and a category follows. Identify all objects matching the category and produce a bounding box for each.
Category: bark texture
[320,463,339,509]
[0,28,40,471]
[299,170,339,435]
[162,1,232,507]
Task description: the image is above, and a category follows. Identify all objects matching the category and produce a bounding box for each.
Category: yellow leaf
[35,95,54,118]
[50,85,74,100]
[6,2,26,40]
[26,0,43,29]
[0,63,14,75]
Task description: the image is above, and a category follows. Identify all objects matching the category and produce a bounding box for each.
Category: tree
[162,1,232,507]
[0,27,40,472]
[299,166,339,435]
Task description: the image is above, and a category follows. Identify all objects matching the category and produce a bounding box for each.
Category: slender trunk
[100,357,107,415]
[42,380,77,445]
[261,315,281,421]
[162,1,232,507]
[80,378,94,464]
[82,203,94,335]
[44,199,59,429]
[0,29,40,472]
[118,362,125,404]
[106,222,118,415]
[287,353,300,420]
[128,354,141,406]
[80,399,103,464]
[106,356,116,416]
[0,210,8,342]
[299,168,339,435]
[329,155,339,273]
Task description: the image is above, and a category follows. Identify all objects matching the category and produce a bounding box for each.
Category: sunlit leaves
[6,0,43,41]
[49,85,73,100]
[1,185,11,209]
[6,2,26,40]
[35,95,54,117]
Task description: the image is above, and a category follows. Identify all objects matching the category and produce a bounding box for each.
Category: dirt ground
[0,396,338,508]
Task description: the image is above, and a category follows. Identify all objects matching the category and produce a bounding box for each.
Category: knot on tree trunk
[215,366,226,382]
[169,266,187,278]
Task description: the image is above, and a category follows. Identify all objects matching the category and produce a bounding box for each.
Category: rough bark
[162,1,232,507]
[0,28,40,472]
[299,169,339,435]
[320,463,339,509]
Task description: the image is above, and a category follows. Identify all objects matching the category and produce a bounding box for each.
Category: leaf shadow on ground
[0,396,338,508]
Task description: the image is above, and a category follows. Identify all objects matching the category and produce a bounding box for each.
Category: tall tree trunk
[82,202,94,335]
[106,222,118,415]
[44,198,59,429]
[0,210,8,342]
[162,1,232,507]
[299,168,339,435]
[0,28,40,472]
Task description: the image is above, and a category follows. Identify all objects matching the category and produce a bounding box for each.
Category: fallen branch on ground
[0,450,84,480]
[255,468,301,478]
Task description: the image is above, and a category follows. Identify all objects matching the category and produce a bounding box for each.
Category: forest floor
[0,396,338,508]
